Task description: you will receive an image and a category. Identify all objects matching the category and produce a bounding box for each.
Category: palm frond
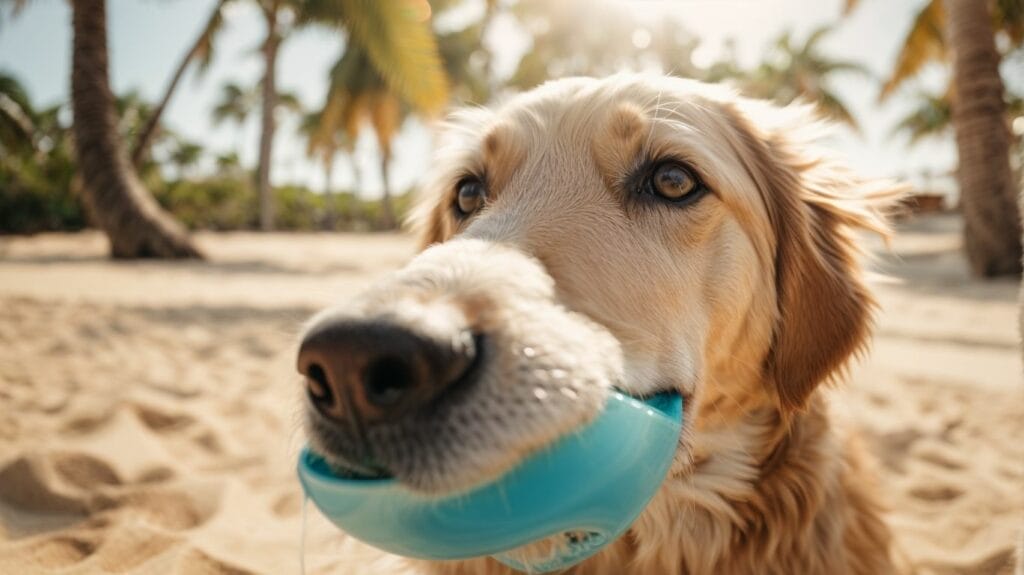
[880,0,945,100]
[211,82,255,125]
[996,0,1024,45]
[193,0,232,76]
[369,91,401,156]
[304,0,448,114]
[891,91,951,144]
[0,92,35,150]
[817,89,860,132]
[276,90,304,114]
[803,24,834,52]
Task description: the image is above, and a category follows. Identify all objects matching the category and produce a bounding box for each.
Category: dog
[298,74,903,574]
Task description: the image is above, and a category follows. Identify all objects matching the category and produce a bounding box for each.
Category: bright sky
[0,0,973,198]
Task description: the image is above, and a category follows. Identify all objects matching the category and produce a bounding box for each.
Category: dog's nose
[296,317,479,425]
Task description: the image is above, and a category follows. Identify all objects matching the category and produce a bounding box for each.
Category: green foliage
[0,154,83,234]
[155,176,257,230]
[707,26,869,130]
[0,71,82,234]
[0,70,37,156]
[892,91,952,144]
[155,176,412,232]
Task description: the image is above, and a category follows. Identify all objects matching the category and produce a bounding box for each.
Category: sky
[0,0,979,199]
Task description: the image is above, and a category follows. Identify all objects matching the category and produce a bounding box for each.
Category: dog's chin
[305,397,608,495]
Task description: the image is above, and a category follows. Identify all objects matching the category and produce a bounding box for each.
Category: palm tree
[723,26,869,131]
[211,82,257,131]
[132,0,448,232]
[215,150,242,174]
[70,0,201,258]
[254,0,286,231]
[847,0,1023,276]
[315,44,406,229]
[302,0,451,230]
[230,0,450,231]
[847,0,1022,97]
[169,138,204,180]
[945,0,1021,275]
[300,108,355,229]
[130,0,230,169]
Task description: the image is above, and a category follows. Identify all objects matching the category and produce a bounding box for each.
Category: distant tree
[741,26,869,130]
[315,44,405,228]
[173,0,450,231]
[703,26,867,131]
[893,90,953,144]
[211,81,300,156]
[130,0,229,169]
[300,108,354,229]
[302,0,451,230]
[169,138,204,179]
[211,82,257,132]
[215,151,243,174]
[69,0,201,258]
[892,87,1022,145]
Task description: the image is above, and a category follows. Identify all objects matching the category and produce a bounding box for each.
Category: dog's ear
[407,108,497,250]
[407,150,459,249]
[726,103,901,412]
[409,187,454,250]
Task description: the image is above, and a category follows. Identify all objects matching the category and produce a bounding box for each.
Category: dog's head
[298,75,894,499]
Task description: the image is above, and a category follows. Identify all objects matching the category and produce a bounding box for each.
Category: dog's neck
[592,393,842,575]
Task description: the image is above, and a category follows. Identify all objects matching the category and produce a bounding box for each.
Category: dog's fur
[306,75,904,574]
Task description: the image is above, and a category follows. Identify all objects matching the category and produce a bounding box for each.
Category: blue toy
[297,391,683,573]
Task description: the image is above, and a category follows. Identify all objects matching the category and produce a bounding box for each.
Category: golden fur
[325,75,905,574]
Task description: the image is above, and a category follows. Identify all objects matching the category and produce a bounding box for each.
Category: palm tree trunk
[945,0,1022,276]
[349,154,363,227]
[257,2,280,232]
[71,0,202,259]
[323,154,336,230]
[379,148,396,230]
[130,0,226,170]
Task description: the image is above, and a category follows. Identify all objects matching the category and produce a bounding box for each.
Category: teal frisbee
[297,391,682,573]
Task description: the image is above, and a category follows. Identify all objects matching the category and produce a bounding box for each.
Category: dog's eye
[646,162,705,203]
[455,178,486,216]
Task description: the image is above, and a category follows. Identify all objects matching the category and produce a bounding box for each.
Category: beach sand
[0,213,1021,574]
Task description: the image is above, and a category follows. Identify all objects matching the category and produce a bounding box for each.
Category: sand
[0,213,1021,574]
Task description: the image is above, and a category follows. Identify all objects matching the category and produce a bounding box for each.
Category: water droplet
[533,388,548,400]
[522,346,537,358]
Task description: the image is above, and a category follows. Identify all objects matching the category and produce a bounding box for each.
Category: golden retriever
[298,74,902,574]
